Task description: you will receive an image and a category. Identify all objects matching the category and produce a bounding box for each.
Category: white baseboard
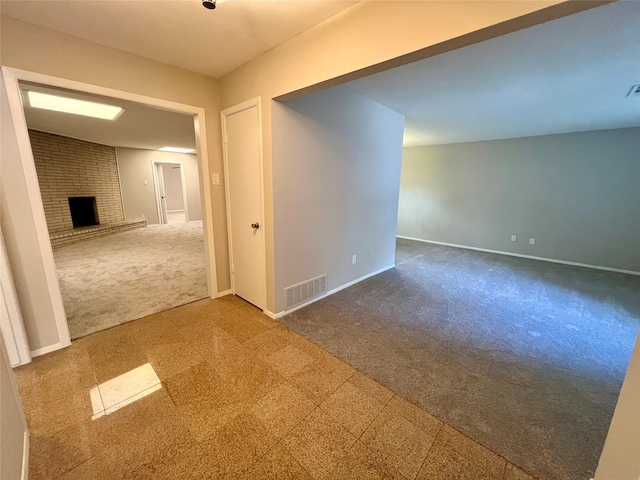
[166,209,185,213]
[217,289,232,297]
[263,310,277,319]
[274,264,396,319]
[396,236,640,276]
[30,342,66,358]
[21,430,29,480]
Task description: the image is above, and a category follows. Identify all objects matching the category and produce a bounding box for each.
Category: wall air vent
[627,84,640,98]
[285,274,327,309]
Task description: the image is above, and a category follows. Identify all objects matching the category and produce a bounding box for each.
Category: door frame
[152,161,189,224]
[0,231,31,366]
[1,66,219,359]
[220,97,267,310]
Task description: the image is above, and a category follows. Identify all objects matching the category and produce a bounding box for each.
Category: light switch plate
[212,173,220,186]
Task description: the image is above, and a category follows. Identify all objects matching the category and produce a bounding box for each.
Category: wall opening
[68,196,98,228]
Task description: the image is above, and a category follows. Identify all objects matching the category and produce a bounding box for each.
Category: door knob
[251,223,260,229]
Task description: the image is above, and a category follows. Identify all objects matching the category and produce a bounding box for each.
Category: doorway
[153,161,189,225]
[1,66,219,359]
[221,98,267,311]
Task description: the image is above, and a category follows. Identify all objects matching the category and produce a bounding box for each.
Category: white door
[224,103,266,310]
[154,163,168,224]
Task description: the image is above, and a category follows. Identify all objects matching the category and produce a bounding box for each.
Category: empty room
[1,2,638,480]
[275,2,639,479]
[22,83,209,339]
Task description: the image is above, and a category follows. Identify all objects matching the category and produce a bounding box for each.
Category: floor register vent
[285,274,327,309]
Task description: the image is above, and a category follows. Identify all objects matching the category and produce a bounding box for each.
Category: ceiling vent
[627,84,640,98]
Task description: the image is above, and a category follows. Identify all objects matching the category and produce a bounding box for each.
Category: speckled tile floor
[15,296,535,480]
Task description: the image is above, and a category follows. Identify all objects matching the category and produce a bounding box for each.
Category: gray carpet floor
[280,238,640,480]
[54,221,208,339]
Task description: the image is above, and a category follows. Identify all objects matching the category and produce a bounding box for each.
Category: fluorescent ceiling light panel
[27,91,124,120]
[158,147,196,154]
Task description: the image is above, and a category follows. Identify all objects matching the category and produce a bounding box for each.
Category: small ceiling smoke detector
[627,84,640,98]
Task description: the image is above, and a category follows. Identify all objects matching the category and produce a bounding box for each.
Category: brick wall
[29,130,125,234]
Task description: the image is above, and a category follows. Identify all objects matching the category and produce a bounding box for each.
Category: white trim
[1,67,71,350]
[30,342,66,358]
[326,265,396,295]
[152,161,165,224]
[193,112,218,298]
[0,67,221,357]
[152,161,188,225]
[166,209,185,213]
[220,97,268,310]
[397,236,640,276]
[273,264,396,319]
[21,431,29,480]
[179,162,189,223]
[114,148,127,220]
[217,289,232,297]
[0,232,31,366]
[263,310,277,319]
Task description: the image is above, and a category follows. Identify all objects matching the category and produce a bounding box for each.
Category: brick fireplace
[29,130,126,234]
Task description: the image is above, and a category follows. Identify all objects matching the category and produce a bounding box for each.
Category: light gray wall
[0,334,29,480]
[1,78,60,351]
[161,164,184,211]
[398,128,640,272]
[272,86,405,313]
[116,148,202,224]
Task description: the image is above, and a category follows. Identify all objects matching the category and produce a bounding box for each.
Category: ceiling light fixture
[27,91,124,120]
[158,147,197,154]
[202,0,216,10]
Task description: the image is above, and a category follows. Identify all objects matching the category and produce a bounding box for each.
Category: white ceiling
[346,1,640,147]
[0,0,358,78]
[9,2,639,151]
[20,82,197,150]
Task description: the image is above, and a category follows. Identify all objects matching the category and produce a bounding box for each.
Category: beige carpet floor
[54,221,208,339]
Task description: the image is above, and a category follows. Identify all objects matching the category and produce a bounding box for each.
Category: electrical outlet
[352,254,357,265]
[529,238,536,245]
[511,235,517,242]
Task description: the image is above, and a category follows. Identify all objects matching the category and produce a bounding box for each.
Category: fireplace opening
[68,197,99,228]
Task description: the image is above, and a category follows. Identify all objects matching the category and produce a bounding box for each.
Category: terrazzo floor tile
[265,344,316,378]
[320,381,385,437]
[25,387,94,436]
[85,332,148,384]
[250,382,316,438]
[242,328,291,359]
[244,444,313,480]
[431,424,507,479]
[347,371,395,405]
[361,406,438,480]
[164,362,245,440]
[282,408,358,479]
[29,420,95,479]
[199,412,280,478]
[384,394,443,437]
[504,463,537,480]
[326,441,404,480]
[417,443,497,480]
